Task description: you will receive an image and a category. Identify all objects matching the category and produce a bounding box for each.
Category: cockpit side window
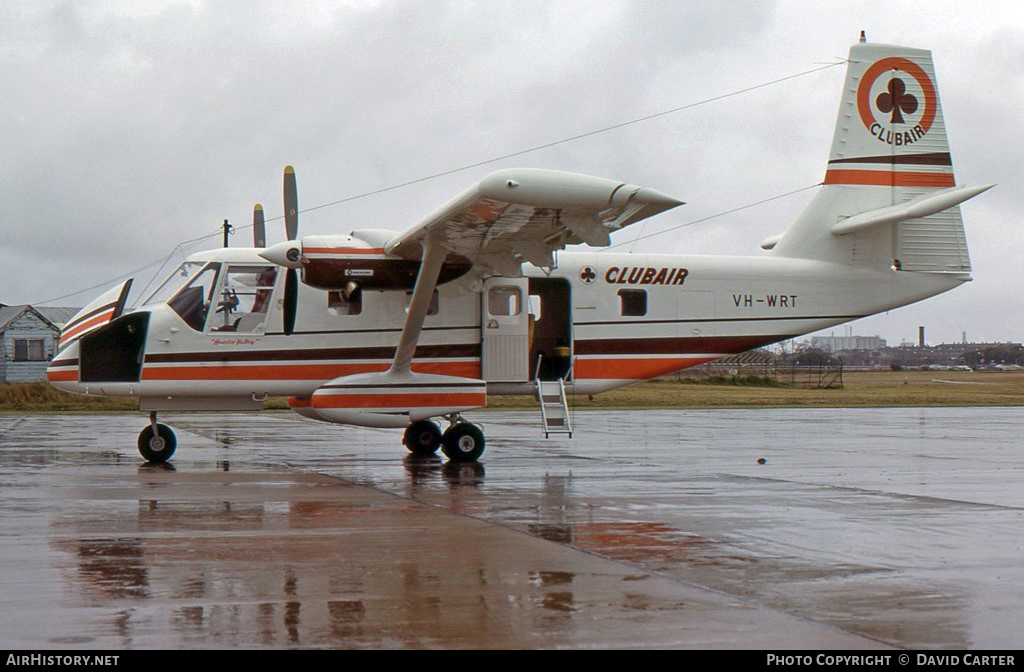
[211,266,278,333]
[167,264,221,331]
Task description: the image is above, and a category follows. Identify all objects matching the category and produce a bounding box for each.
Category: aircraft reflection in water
[51,467,590,648]
[48,36,990,463]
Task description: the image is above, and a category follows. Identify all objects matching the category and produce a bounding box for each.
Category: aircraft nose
[46,342,80,392]
[259,240,304,269]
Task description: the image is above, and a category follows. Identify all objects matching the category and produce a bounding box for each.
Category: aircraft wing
[384,168,684,276]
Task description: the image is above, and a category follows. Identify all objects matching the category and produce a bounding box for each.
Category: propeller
[282,165,299,335]
[253,204,266,248]
[284,165,298,240]
[256,165,302,334]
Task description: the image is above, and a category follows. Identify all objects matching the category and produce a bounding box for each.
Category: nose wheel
[138,413,177,463]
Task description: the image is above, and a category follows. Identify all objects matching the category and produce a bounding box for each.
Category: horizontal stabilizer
[760,232,785,251]
[832,184,994,236]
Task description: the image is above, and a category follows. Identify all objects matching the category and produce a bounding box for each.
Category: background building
[811,335,887,352]
[0,304,78,383]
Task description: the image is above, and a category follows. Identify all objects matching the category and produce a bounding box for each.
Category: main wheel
[138,423,177,463]
[403,420,442,456]
[441,423,485,462]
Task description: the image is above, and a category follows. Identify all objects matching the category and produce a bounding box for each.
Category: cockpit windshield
[143,262,211,307]
[143,261,222,332]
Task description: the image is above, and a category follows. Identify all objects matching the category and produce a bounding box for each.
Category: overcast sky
[2,0,1021,346]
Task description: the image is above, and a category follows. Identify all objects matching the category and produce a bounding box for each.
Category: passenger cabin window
[328,289,362,316]
[405,290,439,316]
[167,263,221,332]
[212,266,278,333]
[618,289,647,317]
[488,286,521,316]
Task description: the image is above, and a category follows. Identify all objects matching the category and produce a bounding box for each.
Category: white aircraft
[48,37,991,463]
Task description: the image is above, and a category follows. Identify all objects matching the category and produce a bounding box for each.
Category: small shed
[0,304,65,383]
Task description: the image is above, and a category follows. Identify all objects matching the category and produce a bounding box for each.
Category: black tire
[441,423,485,462]
[403,420,442,456]
[138,423,177,463]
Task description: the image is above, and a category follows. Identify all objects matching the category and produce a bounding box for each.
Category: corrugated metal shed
[36,306,81,329]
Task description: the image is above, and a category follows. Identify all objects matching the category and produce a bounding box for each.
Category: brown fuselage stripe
[145,343,481,364]
[574,334,787,356]
[828,152,952,166]
[140,361,481,381]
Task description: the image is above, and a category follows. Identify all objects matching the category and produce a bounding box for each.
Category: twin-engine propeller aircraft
[48,37,991,463]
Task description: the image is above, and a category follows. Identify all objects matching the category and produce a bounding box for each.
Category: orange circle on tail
[857,57,937,135]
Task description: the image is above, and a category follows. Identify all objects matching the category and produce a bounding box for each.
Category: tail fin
[770,38,983,273]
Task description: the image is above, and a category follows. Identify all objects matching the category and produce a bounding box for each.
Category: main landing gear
[138,412,177,463]
[403,416,485,462]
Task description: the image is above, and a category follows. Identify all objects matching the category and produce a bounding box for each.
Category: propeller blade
[283,165,298,241]
[253,204,266,248]
[283,268,298,335]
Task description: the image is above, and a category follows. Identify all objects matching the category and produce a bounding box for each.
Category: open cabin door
[481,277,530,382]
[528,277,572,381]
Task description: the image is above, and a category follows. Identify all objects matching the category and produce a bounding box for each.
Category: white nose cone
[259,240,303,268]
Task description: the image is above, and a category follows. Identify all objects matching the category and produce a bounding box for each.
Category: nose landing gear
[138,412,177,463]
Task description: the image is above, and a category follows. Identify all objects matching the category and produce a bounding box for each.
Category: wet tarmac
[1,407,1022,649]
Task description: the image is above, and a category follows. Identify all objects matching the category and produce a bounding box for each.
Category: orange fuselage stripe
[54,358,715,385]
[574,357,717,380]
[60,310,114,344]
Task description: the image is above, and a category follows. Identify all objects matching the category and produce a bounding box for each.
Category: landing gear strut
[138,412,177,463]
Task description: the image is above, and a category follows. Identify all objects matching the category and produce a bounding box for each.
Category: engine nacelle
[301,251,473,293]
[262,234,472,293]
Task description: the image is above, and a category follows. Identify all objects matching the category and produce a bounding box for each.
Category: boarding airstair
[535,355,572,438]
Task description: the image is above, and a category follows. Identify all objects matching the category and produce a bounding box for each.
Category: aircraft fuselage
[47,245,966,410]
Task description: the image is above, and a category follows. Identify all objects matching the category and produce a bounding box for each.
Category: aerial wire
[33,227,224,305]
[33,59,845,305]
[243,59,846,229]
[609,183,821,252]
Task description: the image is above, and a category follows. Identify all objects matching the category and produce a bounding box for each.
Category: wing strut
[389,239,447,375]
